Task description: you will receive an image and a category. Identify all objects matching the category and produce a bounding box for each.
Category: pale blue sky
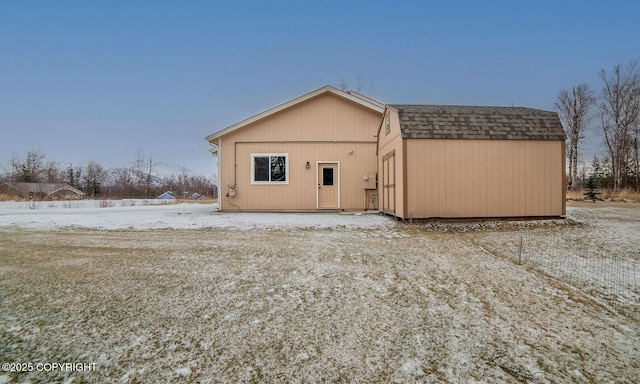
[1,1,638,177]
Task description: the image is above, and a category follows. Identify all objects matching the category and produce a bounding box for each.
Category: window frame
[250,153,289,185]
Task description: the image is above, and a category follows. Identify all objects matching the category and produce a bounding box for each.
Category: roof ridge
[389,104,553,112]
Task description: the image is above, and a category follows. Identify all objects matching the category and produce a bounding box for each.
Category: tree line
[556,61,640,192]
[1,150,217,200]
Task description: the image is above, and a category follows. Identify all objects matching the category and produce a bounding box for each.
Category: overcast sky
[1,1,639,178]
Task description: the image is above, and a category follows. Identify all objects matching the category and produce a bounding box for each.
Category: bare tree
[21,150,45,183]
[635,120,640,191]
[355,71,364,93]
[144,154,153,198]
[83,161,105,198]
[338,72,374,95]
[111,166,133,197]
[132,149,147,186]
[3,151,45,183]
[7,155,22,183]
[42,161,61,183]
[339,79,349,91]
[555,83,595,190]
[599,62,640,190]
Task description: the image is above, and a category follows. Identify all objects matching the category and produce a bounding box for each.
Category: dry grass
[566,188,640,202]
[600,189,640,202]
[1,221,639,383]
[0,194,22,202]
[179,198,218,204]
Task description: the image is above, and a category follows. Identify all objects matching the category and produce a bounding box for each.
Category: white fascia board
[346,90,385,109]
[205,85,385,142]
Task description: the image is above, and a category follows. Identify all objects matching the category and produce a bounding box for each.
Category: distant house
[0,183,85,200]
[0,183,19,196]
[156,191,178,200]
[206,86,566,219]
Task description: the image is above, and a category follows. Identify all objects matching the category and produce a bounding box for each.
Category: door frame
[381,150,395,215]
[316,161,340,209]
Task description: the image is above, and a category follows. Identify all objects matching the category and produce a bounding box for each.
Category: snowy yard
[473,204,640,320]
[0,201,639,383]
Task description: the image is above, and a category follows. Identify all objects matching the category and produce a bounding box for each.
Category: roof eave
[346,90,385,109]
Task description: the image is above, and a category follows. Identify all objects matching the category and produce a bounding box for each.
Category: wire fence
[501,234,639,320]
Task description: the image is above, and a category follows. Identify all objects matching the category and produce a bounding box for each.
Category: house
[156,191,178,200]
[48,185,86,200]
[0,183,19,196]
[0,182,85,200]
[206,86,566,219]
[377,105,566,219]
[206,85,384,212]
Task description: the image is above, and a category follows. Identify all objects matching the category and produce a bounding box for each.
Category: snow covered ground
[474,203,640,319]
[0,201,639,383]
[0,200,394,231]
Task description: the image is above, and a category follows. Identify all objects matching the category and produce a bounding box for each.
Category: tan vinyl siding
[218,92,381,211]
[223,93,380,143]
[404,139,565,218]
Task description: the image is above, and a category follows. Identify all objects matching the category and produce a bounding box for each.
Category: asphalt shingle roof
[390,105,565,140]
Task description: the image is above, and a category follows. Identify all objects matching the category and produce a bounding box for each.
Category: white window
[385,114,390,135]
[251,154,288,184]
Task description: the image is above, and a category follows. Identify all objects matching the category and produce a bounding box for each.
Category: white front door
[317,162,339,209]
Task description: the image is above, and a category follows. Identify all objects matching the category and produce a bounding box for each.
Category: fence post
[517,236,523,265]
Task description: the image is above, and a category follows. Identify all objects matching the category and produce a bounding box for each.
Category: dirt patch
[1,222,639,383]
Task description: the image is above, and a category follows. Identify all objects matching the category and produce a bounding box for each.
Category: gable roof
[389,105,565,140]
[2,183,85,197]
[156,191,178,199]
[0,183,19,192]
[206,85,385,142]
[49,185,86,196]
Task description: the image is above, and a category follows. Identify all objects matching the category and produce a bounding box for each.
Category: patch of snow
[401,360,424,376]
[0,201,396,231]
[175,367,191,377]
